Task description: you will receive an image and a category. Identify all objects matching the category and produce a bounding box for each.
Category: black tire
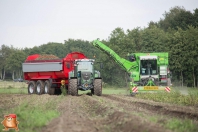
[28,81,36,94]
[36,80,45,95]
[91,89,94,95]
[143,77,156,86]
[44,80,55,95]
[94,79,102,96]
[68,79,78,96]
[130,93,137,97]
[143,78,149,86]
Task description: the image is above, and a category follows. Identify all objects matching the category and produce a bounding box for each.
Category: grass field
[0,88,127,95]
[0,81,198,132]
[1,84,197,107]
[0,81,128,95]
[0,81,27,89]
[0,88,27,94]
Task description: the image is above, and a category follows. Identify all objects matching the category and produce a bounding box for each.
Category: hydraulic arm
[92,39,138,72]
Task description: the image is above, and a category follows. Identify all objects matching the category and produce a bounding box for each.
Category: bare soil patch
[0,94,28,113]
[42,94,172,132]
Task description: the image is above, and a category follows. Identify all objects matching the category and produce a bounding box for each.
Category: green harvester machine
[92,39,171,95]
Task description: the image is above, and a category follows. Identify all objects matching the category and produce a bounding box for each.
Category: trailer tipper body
[92,39,171,95]
[22,52,102,96]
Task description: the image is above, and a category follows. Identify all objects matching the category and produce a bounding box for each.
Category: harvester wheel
[94,79,102,96]
[36,80,45,95]
[68,79,78,96]
[44,80,55,95]
[28,81,36,94]
[142,77,156,86]
[130,93,137,97]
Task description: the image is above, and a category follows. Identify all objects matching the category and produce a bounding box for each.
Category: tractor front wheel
[68,79,78,96]
[94,79,102,96]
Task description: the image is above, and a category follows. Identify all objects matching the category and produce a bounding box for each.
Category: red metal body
[23,52,87,86]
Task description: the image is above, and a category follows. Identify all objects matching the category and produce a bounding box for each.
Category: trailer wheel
[94,79,102,96]
[36,80,45,95]
[68,79,78,96]
[28,81,36,94]
[44,80,55,95]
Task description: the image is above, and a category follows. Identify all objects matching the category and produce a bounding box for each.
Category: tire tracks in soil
[101,94,198,120]
[42,95,99,132]
[79,95,171,132]
[41,94,198,132]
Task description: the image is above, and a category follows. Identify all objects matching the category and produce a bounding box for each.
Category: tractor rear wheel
[36,80,45,95]
[94,79,102,96]
[44,80,55,95]
[68,79,78,96]
[28,81,36,94]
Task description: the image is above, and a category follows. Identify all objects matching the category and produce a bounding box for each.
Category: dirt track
[1,94,198,132]
[41,94,198,132]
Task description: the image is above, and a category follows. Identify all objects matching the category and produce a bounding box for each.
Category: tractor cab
[74,59,95,91]
[68,58,102,96]
[69,59,101,93]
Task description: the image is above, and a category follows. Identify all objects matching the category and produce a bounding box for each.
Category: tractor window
[140,60,157,75]
[77,62,93,71]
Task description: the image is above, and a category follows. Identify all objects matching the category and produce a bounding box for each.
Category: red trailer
[22,52,87,95]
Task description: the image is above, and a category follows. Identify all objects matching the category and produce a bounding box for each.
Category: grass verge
[0,88,27,94]
[165,118,197,132]
[133,109,198,132]
[79,87,128,95]
[0,87,128,95]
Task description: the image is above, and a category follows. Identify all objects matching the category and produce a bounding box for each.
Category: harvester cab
[68,59,102,96]
[138,55,158,86]
[128,53,170,88]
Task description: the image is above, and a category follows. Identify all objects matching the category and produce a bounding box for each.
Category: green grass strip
[134,111,198,132]
[0,95,61,132]
[0,88,27,94]
[165,118,198,132]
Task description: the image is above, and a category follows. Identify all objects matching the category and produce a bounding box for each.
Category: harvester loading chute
[92,39,171,95]
[92,40,138,72]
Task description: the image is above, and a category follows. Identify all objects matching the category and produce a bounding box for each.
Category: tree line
[1,6,198,87]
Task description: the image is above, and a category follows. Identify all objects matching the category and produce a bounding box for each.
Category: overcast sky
[0,0,197,48]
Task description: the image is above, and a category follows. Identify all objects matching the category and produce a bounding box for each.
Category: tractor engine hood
[81,72,91,80]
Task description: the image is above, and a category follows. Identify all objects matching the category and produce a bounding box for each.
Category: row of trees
[1,6,198,87]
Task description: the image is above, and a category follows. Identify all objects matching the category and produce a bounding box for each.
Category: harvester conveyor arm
[92,39,138,72]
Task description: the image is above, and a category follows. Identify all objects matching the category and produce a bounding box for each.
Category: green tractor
[92,39,171,95]
[68,59,102,96]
